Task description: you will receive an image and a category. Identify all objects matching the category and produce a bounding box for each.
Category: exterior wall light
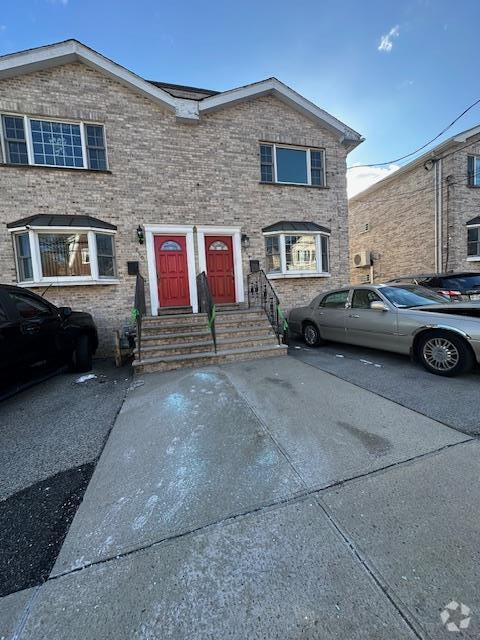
[136,225,144,244]
[241,233,250,249]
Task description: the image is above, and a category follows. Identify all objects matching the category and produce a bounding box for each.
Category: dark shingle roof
[262,220,330,233]
[147,81,219,101]
[7,214,116,230]
[466,216,480,226]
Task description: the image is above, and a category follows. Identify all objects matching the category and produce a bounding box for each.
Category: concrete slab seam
[10,586,41,640]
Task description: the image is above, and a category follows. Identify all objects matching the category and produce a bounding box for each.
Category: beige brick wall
[0,62,351,354]
[349,135,480,285]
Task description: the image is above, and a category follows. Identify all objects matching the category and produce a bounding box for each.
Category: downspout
[433,158,443,273]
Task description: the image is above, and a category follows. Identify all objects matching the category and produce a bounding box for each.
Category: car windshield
[380,286,449,308]
[441,275,480,290]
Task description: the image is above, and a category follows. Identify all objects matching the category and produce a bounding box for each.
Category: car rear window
[440,275,480,290]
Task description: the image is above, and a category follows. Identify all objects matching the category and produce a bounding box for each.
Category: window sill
[1,163,111,175]
[466,185,480,189]
[466,257,480,262]
[17,279,119,288]
[259,181,328,190]
[267,272,331,280]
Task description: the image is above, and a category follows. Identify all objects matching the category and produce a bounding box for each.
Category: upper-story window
[1,115,108,170]
[260,143,325,187]
[467,155,480,187]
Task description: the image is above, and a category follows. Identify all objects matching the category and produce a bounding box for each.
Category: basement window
[260,143,326,187]
[1,115,108,170]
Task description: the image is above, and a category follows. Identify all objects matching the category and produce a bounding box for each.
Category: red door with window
[205,236,235,303]
[154,236,190,307]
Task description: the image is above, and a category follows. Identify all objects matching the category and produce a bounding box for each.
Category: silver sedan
[288,284,480,376]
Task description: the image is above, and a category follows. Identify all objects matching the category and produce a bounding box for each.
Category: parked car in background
[289,284,480,377]
[387,272,480,302]
[0,284,98,397]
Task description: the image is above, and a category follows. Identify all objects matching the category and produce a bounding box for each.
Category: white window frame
[467,223,480,261]
[1,113,108,170]
[263,230,330,279]
[260,143,326,187]
[9,226,118,286]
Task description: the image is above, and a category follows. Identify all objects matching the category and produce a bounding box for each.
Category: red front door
[205,235,235,304]
[154,235,190,307]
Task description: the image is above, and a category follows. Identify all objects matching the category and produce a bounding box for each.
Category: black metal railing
[132,272,146,361]
[197,271,217,353]
[247,269,288,344]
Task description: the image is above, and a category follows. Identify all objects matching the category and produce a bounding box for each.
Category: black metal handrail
[132,272,146,361]
[196,271,217,353]
[247,269,288,344]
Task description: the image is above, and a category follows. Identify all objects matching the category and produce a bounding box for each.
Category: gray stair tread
[142,330,211,341]
[134,343,287,366]
[144,313,206,322]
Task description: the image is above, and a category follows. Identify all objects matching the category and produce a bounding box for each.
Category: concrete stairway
[133,305,287,374]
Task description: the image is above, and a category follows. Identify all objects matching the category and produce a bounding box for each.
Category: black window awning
[7,214,117,231]
[262,220,330,233]
[466,216,480,226]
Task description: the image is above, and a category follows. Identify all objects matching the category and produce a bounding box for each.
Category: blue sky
[1,0,479,194]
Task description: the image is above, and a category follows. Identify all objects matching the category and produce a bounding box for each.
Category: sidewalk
[3,356,478,639]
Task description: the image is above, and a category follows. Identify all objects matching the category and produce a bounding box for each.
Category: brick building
[0,40,362,354]
[349,125,480,284]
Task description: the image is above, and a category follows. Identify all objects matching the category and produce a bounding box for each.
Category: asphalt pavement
[0,360,130,598]
[289,337,480,436]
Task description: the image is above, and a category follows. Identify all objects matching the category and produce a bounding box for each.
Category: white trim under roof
[0,40,364,138]
[200,78,363,147]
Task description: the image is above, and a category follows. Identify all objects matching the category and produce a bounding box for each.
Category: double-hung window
[467,155,480,187]
[263,226,330,277]
[467,226,480,259]
[260,143,326,187]
[1,115,107,170]
[10,219,117,285]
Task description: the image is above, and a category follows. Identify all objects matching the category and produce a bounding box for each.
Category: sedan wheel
[418,331,473,376]
[302,323,321,347]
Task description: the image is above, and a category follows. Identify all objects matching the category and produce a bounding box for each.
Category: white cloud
[378,25,400,53]
[347,164,400,198]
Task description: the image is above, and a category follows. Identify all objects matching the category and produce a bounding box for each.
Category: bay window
[263,222,330,277]
[1,115,107,170]
[260,143,326,187]
[467,226,480,259]
[8,215,117,285]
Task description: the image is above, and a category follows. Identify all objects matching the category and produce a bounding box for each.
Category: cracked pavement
[2,356,479,639]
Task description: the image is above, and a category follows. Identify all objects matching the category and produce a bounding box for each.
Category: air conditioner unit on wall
[353,251,371,268]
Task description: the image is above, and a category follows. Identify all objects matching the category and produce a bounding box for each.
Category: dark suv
[387,273,480,302]
[0,284,98,395]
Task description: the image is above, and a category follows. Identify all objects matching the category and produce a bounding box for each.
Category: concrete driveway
[3,356,479,639]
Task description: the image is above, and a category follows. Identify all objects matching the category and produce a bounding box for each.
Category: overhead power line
[347,96,480,170]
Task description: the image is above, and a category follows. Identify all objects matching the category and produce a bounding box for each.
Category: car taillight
[439,290,462,300]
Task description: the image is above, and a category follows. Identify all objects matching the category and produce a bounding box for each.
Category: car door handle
[348,314,360,318]
[22,324,40,335]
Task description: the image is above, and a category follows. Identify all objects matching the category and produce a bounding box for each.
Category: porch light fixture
[136,225,144,245]
[241,233,250,249]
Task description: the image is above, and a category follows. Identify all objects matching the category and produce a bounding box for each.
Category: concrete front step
[133,343,288,374]
[143,313,207,325]
[157,305,193,315]
[142,325,275,347]
[143,318,270,335]
[136,334,279,358]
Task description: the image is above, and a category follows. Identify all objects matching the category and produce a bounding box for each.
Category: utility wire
[349,136,480,204]
[347,96,480,170]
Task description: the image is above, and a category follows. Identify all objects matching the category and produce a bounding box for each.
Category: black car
[0,284,98,395]
[387,272,480,302]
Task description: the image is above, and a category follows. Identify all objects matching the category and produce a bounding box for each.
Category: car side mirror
[370,301,388,312]
[59,306,72,318]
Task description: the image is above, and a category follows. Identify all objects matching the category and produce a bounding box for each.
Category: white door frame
[145,224,198,315]
[197,225,245,303]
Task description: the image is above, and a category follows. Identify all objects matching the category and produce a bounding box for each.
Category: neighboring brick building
[0,40,362,354]
[349,125,480,284]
